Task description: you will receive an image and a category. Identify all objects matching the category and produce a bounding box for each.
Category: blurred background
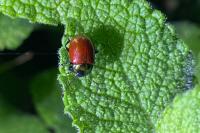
[0,0,199,133]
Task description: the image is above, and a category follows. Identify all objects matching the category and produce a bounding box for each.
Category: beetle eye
[76,71,85,77]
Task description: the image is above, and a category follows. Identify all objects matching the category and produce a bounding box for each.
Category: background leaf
[0,14,33,50]
[156,85,200,133]
[0,97,48,133]
[0,0,60,25]
[31,69,76,133]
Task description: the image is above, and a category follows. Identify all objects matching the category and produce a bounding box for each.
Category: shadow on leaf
[89,25,124,62]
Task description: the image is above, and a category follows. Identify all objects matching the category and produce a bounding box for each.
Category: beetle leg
[66,38,70,44]
[65,38,70,51]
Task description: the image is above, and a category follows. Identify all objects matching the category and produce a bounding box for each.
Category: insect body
[67,36,95,77]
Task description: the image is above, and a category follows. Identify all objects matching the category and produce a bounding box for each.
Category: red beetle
[67,36,95,77]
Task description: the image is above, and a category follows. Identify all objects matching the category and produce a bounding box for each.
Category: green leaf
[0,0,194,132]
[156,85,200,133]
[173,21,200,57]
[30,69,76,133]
[57,1,194,132]
[0,0,60,25]
[0,14,33,50]
[0,98,48,133]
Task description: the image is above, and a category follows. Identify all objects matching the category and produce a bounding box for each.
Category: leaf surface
[0,14,33,50]
[0,0,194,132]
[156,86,200,133]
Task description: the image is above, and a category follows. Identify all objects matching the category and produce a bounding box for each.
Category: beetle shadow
[89,25,124,63]
[63,18,124,63]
